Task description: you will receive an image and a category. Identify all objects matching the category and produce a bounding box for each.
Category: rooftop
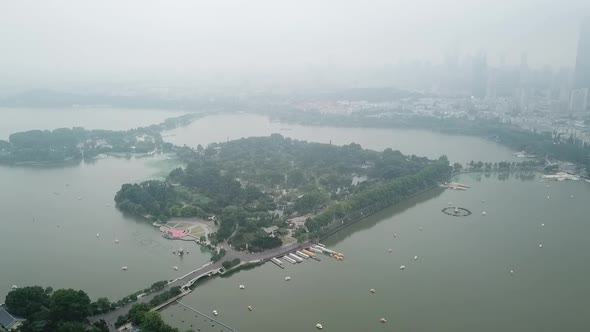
[0,305,24,330]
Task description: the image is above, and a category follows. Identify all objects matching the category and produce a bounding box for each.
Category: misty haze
[1,1,589,332]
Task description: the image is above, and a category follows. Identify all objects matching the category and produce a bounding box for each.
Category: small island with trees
[115,134,452,253]
[0,113,204,165]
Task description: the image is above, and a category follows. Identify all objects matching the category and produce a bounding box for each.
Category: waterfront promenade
[90,241,307,331]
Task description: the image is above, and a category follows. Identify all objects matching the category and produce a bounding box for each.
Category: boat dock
[270,257,284,269]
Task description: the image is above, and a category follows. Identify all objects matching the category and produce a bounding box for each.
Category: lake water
[0,156,209,301]
[1,110,588,332]
[164,113,519,164]
[0,107,185,139]
[162,174,590,332]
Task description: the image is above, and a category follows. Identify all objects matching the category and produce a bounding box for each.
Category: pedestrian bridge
[181,267,223,290]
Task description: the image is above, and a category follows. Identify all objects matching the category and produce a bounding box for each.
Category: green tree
[92,297,111,315]
[49,289,91,322]
[128,303,151,324]
[4,286,50,318]
[139,311,168,331]
[56,321,90,332]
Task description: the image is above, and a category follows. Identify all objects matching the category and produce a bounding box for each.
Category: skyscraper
[471,53,487,99]
[571,18,590,111]
[573,18,590,90]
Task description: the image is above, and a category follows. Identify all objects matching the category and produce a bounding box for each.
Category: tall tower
[471,52,487,99]
[573,19,590,89]
[571,18,590,111]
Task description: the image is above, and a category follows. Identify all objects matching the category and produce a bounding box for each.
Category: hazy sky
[1,0,588,88]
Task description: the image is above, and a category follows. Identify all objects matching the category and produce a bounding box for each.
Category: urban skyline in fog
[1,0,589,91]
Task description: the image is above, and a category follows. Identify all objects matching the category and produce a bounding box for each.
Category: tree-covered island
[115,134,452,250]
[0,113,203,165]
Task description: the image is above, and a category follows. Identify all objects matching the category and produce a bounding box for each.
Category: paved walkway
[90,241,307,331]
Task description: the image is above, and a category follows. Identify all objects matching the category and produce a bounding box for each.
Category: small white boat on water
[400,265,406,270]
[285,276,291,281]
[122,266,128,271]
[370,288,376,294]
[212,310,218,316]
[414,256,418,260]
[239,285,245,289]
[482,211,487,215]
[96,233,100,237]
[315,323,323,329]
[539,244,543,248]
[11,285,18,289]
[173,266,179,270]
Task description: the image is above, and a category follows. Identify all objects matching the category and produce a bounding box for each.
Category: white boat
[11,285,18,289]
[239,285,245,289]
[289,253,303,263]
[482,211,487,215]
[212,310,218,316]
[115,239,119,244]
[295,251,309,259]
[543,172,580,181]
[173,266,179,270]
[122,266,128,270]
[308,247,323,254]
[283,256,297,264]
[315,323,323,329]
[414,256,418,260]
[400,265,406,270]
[285,276,291,281]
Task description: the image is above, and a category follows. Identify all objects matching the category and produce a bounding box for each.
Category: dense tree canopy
[49,289,91,322]
[3,286,104,332]
[117,134,450,251]
[5,286,51,318]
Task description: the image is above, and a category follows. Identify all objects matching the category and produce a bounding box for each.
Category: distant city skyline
[1,0,589,90]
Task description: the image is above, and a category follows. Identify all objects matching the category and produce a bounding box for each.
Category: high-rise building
[573,19,590,89]
[570,88,589,112]
[571,18,590,111]
[471,53,487,99]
